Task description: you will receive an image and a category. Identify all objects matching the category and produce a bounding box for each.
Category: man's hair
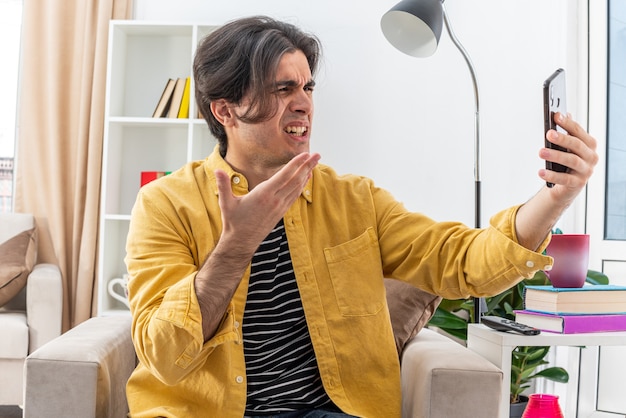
[193,16,321,156]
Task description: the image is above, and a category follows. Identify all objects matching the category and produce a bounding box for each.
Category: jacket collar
[204,145,314,203]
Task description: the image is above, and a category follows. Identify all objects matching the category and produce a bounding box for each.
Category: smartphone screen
[543,68,568,188]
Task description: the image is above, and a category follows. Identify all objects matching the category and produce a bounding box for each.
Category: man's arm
[194,152,320,341]
[515,112,598,250]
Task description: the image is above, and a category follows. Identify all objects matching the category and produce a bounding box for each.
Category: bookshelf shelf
[109,116,191,126]
[98,21,219,315]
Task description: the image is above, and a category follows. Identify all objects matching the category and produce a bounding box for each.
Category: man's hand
[539,112,598,200]
[195,152,320,341]
[516,113,598,251]
[214,151,321,257]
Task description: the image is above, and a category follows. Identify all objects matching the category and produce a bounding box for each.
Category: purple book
[514,310,626,334]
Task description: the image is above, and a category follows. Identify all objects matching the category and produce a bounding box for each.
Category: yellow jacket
[125,147,551,418]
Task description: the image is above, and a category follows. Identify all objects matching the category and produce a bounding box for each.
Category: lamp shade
[380,0,444,57]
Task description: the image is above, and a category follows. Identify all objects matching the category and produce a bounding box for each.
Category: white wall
[134,0,586,231]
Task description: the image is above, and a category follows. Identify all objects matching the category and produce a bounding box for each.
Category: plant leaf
[428,308,468,329]
[586,269,609,285]
[437,298,467,312]
[427,308,468,340]
[486,292,509,312]
[525,346,550,362]
[530,367,570,383]
[526,270,551,286]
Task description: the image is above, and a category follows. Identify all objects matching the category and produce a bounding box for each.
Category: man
[125,16,598,418]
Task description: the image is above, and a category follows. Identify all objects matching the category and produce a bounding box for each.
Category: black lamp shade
[380,0,444,57]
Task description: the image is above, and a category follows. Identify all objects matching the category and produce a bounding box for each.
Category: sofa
[24,281,503,417]
[0,212,63,406]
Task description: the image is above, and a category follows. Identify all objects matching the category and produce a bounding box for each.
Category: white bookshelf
[98,21,219,315]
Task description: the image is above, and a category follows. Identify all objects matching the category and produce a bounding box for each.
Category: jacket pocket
[324,227,385,316]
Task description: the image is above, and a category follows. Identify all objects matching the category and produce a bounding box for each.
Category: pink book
[514,310,626,334]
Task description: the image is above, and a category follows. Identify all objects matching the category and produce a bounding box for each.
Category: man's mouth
[285,126,308,137]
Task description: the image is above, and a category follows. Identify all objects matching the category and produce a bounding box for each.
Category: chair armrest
[24,315,134,418]
[26,263,63,351]
[401,328,503,418]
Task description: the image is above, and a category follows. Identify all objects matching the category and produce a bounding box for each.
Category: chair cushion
[0,311,29,358]
[384,278,442,357]
[0,228,37,307]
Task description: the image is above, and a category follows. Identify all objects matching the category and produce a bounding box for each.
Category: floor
[0,406,22,418]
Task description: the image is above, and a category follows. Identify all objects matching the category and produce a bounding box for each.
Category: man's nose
[290,90,313,114]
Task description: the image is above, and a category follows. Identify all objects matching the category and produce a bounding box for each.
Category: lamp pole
[381,0,485,321]
[442,3,480,230]
[441,4,485,321]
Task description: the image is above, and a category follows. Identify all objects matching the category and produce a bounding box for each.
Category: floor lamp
[381,0,485,322]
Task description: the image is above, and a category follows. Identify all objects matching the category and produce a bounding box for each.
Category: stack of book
[152,77,191,118]
[514,284,626,334]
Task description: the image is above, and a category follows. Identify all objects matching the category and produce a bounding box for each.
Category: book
[140,171,171,187]
[167,78,187,118]
[152,78,176,118]
[177,77,191,118]
[524,284,626,314]
[514,309,626,334]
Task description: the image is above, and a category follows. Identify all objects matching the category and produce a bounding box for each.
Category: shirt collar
[205,145,314,203]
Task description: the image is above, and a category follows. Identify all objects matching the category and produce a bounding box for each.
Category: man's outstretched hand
[214,152,321,256]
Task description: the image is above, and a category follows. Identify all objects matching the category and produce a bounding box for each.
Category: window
[0,0,22,213]
[605,0,626,239]
[582,1,626,416]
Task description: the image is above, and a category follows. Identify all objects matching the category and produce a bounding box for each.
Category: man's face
[225,50,315,175]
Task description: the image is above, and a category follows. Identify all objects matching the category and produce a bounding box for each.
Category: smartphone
[543,68,568,188]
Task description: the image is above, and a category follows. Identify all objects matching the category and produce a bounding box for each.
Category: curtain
[15,0,133,330]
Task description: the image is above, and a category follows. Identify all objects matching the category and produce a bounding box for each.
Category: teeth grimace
[285,126,307,136]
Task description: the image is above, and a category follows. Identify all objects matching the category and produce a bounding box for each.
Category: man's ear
[210,99,235,127]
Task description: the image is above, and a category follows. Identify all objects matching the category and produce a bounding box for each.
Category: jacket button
[526,260,535,268]
[236,376,244,383]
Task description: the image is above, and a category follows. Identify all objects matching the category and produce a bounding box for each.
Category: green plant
[428,268,609,404]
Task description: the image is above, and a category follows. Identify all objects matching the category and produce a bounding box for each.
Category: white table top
[468,323,626,347]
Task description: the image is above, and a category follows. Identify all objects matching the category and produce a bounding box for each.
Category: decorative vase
[521,393,564,418]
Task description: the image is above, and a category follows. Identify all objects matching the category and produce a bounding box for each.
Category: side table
[467,323,626,418]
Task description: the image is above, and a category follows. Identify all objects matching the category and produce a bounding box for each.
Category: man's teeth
[285,126,307,136]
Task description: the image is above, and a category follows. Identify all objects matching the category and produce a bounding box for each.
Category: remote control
[481,316,541,335]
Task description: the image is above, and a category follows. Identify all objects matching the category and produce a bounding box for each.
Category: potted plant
[428,268,609,416]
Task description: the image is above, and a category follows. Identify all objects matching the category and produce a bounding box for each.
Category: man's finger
[214,169,235,209]
[272,153,320,199]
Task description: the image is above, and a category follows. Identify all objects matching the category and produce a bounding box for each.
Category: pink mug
[544,234,589,288]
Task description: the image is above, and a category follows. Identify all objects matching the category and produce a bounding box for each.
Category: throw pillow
[384,278,442,358]
[0,227,38,307]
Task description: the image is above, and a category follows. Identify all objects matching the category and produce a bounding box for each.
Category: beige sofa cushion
[0,312,29,358]
[384,278,442,357]
[0,228,37,307]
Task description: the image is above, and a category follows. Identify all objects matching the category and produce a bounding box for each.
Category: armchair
[24,281,502,417]
[0,212,63,406]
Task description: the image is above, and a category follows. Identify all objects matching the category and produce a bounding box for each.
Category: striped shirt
[243,220,332,414]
